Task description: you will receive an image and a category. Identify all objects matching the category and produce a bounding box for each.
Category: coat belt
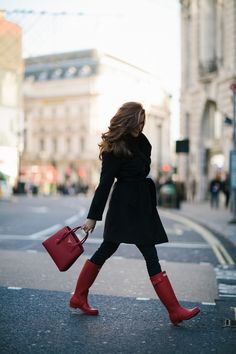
[116,177,157,210]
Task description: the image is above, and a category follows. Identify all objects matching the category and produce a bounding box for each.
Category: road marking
[219,294,236,298]
[78,208,86,217]
[136,297,150,301]
[201,302,216,306]
[0,234,30,240]
[162,210,235,265]
[0,210,86,242]
[0,234,212,250]
[31,206,48,214]
[162,242,210,249]
[7,287,22,290]
[29,224,62,240]
[64,215,79,224]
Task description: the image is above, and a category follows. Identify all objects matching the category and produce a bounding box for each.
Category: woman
[69,102,200,325]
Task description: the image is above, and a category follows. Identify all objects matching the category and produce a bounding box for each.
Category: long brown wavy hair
[99,102,145,159]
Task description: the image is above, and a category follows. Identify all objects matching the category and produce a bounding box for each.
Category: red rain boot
[69,259,101,315]
[150,271,200,325]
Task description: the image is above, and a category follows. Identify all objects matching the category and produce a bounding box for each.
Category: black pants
[90,241,162,277]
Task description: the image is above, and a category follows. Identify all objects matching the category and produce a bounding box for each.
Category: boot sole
[69,303,99,316]
[171,308,200,325]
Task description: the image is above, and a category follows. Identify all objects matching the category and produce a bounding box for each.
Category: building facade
[0,11,24,197]
[23,49,171,193]
[179,0,236,200]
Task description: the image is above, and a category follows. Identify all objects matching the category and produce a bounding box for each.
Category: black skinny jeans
[90,241,162,277]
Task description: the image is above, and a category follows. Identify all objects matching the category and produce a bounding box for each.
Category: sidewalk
[172,201,236,248]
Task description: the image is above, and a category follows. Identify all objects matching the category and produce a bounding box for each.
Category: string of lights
[4,9,122,17]
[0,8,123,60]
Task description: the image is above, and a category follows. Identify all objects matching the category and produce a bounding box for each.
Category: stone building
[179,0,236,200]
[0,11,24,197]
[23,49,171,193]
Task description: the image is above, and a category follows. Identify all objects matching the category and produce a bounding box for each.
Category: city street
[1,195,236,353]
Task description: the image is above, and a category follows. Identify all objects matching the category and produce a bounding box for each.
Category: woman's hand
[82,219,96,233]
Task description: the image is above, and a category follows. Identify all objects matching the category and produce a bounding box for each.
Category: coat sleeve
[87,152,121,220]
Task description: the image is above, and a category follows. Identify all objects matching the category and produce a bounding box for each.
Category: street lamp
[229,83,236,223]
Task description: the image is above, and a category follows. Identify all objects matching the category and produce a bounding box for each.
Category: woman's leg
[90,241,120,266]
[136,244,162,276]
[69,241,119,314]
[136,244,200,325]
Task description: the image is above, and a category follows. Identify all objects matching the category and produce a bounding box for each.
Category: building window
[80,137,85,152]
[38,107,44,117]
[185,113,190,137]
[65,106,70,116]
[79,65,92,77]
[51,106,57,116]
[198,0,217,75]
[40,138,45,151]
[64,66,77,78]
[53,138,57,153]
[38,71,48,81]
[67,138,71,153]
[51,68,63,80]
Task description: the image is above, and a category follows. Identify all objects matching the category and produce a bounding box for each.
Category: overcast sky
[1,0,181,137]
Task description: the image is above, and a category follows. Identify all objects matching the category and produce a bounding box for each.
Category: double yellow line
[162,211,235,265]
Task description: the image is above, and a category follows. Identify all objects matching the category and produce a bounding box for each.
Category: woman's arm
[87,152,121,221]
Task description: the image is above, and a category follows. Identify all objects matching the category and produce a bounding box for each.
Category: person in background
[69,102,200,326]
[209,174,222,209]
[221,173,230,209]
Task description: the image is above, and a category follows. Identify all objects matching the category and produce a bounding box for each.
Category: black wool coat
[87,133,168,245]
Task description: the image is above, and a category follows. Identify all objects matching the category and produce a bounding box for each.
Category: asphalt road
[0,195,235,354]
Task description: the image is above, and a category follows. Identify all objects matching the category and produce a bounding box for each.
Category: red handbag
[42,225,88,271]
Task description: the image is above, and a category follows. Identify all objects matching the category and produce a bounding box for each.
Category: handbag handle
[57,226,88,245]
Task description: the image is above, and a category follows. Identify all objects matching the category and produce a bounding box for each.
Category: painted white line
[78,208,86,217]
[162,210,235,265]
[162,242,210,249]
[136,297,150,301]
[26,250,38,253]
[201,302,216,306]
[86,238,103,244]
[173,223,191,231]
[219,294,236,298]
[8,287,22,290]
[64,215,79,225]
[29,224,62,240]
[31,206,48,214]
[0,234,212,250]
[175,229,183,235]
[0,234,29,240]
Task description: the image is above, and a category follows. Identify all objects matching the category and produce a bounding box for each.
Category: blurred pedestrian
[221,173,230,209]
[69,102,200,325]
[209,175,221,209]
[189,178,196,202]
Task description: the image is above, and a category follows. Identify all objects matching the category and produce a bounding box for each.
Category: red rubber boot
[69,259,101,315]
[150,271,200,325]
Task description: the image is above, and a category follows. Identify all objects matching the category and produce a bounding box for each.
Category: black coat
[87,133,168,245]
